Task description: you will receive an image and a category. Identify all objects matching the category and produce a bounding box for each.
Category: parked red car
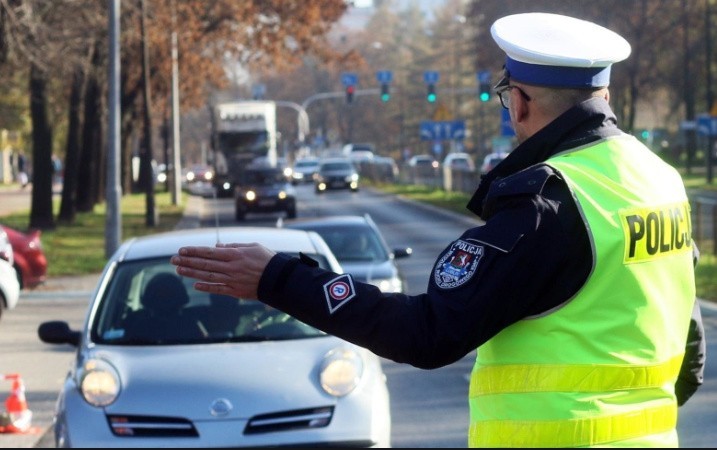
[1,225,47,289]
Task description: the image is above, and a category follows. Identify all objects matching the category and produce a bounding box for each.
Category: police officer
[172,12,705,447]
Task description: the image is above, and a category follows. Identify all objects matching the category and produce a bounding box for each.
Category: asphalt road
[1,184,716,447]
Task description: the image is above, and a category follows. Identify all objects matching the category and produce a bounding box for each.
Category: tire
[13,263,23,290]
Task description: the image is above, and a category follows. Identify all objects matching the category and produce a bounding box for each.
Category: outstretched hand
[170,243,276,299]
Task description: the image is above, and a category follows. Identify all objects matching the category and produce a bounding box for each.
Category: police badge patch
[434,240,484,289]
[323,274,357,314]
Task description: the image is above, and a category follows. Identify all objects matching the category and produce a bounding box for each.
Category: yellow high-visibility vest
[469,135,695,448]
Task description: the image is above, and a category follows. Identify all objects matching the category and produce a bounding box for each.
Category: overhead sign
[423,71,440,84]
[697,114,717,136]
[341,72,358,86]
[500,109,515,137]
[376,70,393,83]
[477,70,491,84]
[420,120,465,141]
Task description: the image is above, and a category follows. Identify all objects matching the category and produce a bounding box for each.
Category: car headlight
[320,347,363,397]
[78,358,121,406]
[156,173,167,183]
[278,191,287,199]
[370,277,403,293]
[204,172,213,181]
[245,190,256,201]
[283,167,293,178]
[222,182,231,191]
[186,172,196,182]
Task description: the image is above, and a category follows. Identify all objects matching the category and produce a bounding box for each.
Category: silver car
[38,227,391,448]
[281,215,412,293]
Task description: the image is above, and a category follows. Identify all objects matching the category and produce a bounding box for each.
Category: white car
[38,227,391,448]
[0,227,19,321]
[290,157,321,185]
[480,152,509,175]
[442,152,475,172]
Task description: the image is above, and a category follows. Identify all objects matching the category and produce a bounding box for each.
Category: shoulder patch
[433,239,484,289]
[323,274,356,314]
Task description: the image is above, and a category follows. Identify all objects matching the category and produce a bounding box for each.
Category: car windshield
[321,162,353,172]
[309,225,389,263]
[295,160,319,168]
[244,168,285,185]
[91,254,328,345]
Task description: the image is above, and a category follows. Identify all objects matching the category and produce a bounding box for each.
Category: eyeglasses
[496,85,532,110]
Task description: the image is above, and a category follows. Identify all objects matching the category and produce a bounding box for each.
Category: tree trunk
[28,62,55,230]
[76,65,101,212]
[140,0,157,227]
[58,66,85,224]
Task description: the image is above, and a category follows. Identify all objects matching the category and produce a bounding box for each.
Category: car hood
[89,337,356,420]
[339,260,396,283]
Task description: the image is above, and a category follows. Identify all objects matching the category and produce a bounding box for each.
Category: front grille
[244,406,334,435]
[107,414,199,438]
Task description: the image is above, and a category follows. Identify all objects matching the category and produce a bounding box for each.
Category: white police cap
[491,12,631,88]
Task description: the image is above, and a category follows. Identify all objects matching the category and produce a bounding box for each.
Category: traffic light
[479,81,491,102]
[346,84,355,104]
[427,83,436,103]
[380,83,390,102]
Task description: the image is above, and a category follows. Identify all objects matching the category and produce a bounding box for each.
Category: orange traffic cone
[0,374,33,433]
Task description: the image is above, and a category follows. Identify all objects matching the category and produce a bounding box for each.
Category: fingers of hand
[178,246,236,261]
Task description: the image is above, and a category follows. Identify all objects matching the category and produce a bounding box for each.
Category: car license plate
[259,199,277,207]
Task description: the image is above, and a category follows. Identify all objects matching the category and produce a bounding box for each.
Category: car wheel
[13,263,24,290]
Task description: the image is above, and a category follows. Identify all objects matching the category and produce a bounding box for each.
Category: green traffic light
[641,130,650,139]
[427,93,436,103]
[381,93,390,102]
[479,92,490,102]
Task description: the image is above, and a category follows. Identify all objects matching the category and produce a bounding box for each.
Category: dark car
[281,214,412,293]
[234,165,297,221]
[1,224,47,289]
[315,158,360,193]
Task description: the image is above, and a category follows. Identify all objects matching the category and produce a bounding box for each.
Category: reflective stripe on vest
[470,354,683,396]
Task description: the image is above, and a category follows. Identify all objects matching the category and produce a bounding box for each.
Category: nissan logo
[209,398,233,417]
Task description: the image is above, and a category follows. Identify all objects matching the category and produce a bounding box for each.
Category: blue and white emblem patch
[323,274,357,314]
[433,239,484,289]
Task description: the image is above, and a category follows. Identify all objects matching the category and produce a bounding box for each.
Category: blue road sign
[376,70,393,83]
[697,114,717,136]
[423,71,440,84]
[477,70,491,84]
[420,120,465,141]
[500,109,515,137]
[341,72,358,86]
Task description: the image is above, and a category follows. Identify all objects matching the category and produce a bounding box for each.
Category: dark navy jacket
[258,97,705,406]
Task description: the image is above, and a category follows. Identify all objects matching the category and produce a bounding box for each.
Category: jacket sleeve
[675,300,706,406]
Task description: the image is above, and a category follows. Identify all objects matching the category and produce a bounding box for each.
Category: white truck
[211,100,278,197]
